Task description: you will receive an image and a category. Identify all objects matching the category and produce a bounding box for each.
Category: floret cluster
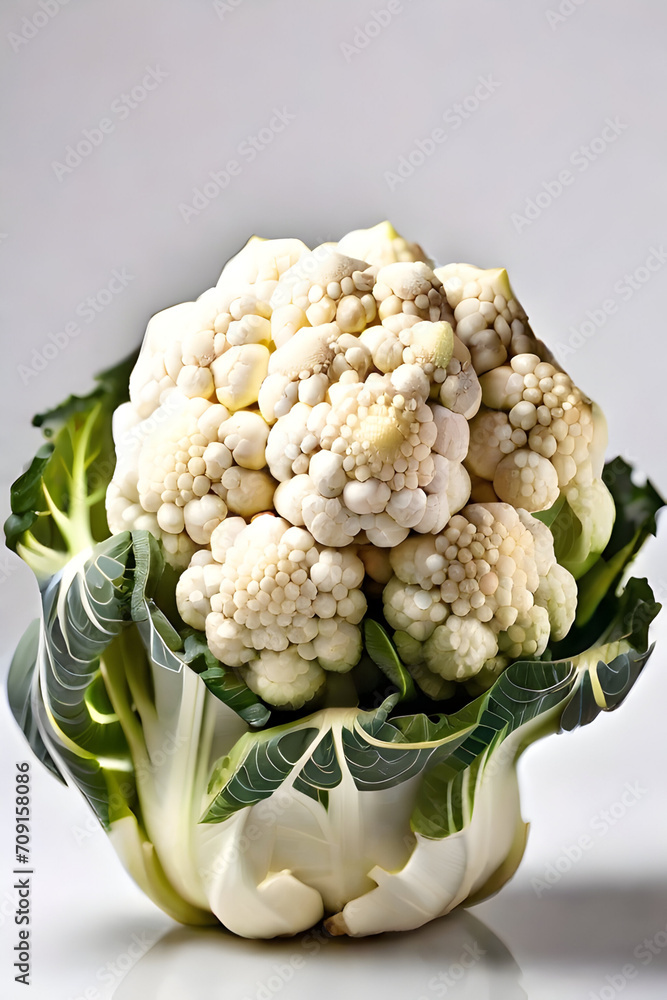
[106,223,610,707]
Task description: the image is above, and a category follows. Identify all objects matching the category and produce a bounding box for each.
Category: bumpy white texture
[106,392,275,565]
[336,220,432,268]
[259,322,372,423]
[107,222,597,709]
[384,503,576,688]
[128,237,308,424]
[176,515,366,708]
[270,247,378,333]
[434,262,554,375]
[467,353,606,512]
[267,367,473,548]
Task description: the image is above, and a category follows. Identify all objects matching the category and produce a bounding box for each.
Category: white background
[1,1,667,997]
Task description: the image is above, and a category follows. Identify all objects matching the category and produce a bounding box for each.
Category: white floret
[424,617,499,680]
[178,516,368,707]
[336,221,431,268]
[265,367,473,546]
[129,302,202,420]
[218,411,270,470]
[269,303,308,349]
[270,246,377,331]
[265,403,316,481]
[475,353,598,493]
[211,344,270,411]
[217,236,310,289]
[372,262,452,334]
[176,559,225,630]
[435,262,544,371]
[431,406,470,463]
[493,449,560,512]
[216,467,276,518]
[260,324,372,423]
[534,562,577,641]
[438,336,482,419]
[497,605,551,660]
[241,649,326,709]
[311,618,363,672]
[383,501,572,690]
[383,577,448,641]
[359,320,454,387]
[109,224,596,715]
[273,474,316,528]
[563,477,616,559]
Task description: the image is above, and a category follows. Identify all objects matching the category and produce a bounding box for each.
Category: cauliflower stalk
[5,223,663,940]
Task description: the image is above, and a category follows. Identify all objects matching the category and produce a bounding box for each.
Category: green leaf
[9,531,217,828]
[532,493,566,528]
[410,580,659,839]
[129,530,186,672]
[199,667,271,728]
[552,567,661,663]
[4,351,137,580]
[6,619,65,783]
[182,630,271,728]
[293,730,342,806]
[201,726,319,823]
[560,646,654,732]
[41,536,133,757]
[602,457,664,558]
[130,530,167,623]
[341,722,435,791]
[410,659,581,838]
[574,459,666,625]
[603,576,661,650]
[34,537,136,826]
[8,443,54,516]
[363,619,416,702]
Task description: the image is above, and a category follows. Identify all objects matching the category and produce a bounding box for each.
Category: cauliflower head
[105,222,612,709]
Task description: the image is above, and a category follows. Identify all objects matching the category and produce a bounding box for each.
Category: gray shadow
[473,878,667,968]
[112,908,526,1000]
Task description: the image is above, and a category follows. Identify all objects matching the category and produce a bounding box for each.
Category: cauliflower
[177,514,366,708]
[9,220,662,943]
[107,392,276,566]
[384,503,576,690]
[467,353,609,512]
[103,221,614,708]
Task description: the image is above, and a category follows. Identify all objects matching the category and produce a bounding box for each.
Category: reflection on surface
[475,879,667,998]
[112,909,526,1000]
[476,879,667,964]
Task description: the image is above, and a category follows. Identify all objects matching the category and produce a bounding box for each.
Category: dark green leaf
[182,630,271,727]
[4,351,137,574]
[31,352,138,435]
[573,459,665,625]
[293,730,342,805]
[363,620,416,702]
[410,658,580,838]
[602,457,665,558]
[130,530,166,623]
[202,727,318,823]
[561,646,654,732]
[532,494,566,528]
[6,620,65,783]
[9,443,55,515]
[199,667,271,728]
[4,511,40,552]
[603,577,660,651]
